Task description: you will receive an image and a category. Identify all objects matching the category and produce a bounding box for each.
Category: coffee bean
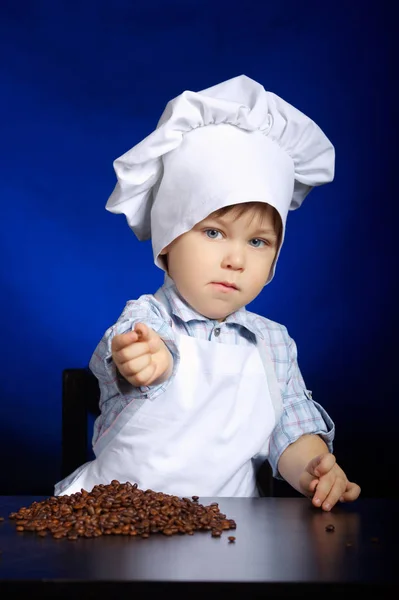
[211,530,222,537]
[228,536,236,543]
[325,524,335,532]
[8,481,237,541]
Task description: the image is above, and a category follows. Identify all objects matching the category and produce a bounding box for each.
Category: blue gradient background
[1,0,397,496]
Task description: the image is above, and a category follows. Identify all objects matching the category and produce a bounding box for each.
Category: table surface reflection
[0,496,398,598]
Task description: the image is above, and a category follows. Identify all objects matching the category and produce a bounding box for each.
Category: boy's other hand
[301,452,361,511]
[111,322,173,388]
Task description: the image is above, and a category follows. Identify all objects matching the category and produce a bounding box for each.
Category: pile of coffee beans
[8,480,237,541]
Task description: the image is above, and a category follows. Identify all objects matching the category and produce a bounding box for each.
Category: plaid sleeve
[89,295,179,442]
[268,332,335,479]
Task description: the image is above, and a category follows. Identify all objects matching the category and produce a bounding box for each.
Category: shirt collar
[155,274,262,338]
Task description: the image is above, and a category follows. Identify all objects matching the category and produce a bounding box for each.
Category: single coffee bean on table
[8,480,237,540]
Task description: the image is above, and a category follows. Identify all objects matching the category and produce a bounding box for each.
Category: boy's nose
[221,245,245,270]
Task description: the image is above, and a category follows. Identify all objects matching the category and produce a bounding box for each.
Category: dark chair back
[61,368,100,479]
[61,368,275,496]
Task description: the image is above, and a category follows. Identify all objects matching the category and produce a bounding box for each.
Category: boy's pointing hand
[111,322,173,388]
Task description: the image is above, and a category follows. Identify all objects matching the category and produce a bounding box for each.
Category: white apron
[56,334,282,497]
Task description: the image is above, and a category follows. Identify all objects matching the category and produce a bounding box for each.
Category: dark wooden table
[0,496,398,598]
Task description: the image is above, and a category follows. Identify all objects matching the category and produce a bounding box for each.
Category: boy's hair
[212,202,282,246]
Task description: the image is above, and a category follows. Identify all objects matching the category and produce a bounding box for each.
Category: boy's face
[160,205,279,320]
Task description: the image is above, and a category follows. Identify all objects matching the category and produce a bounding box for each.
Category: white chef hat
[106,74,335,282]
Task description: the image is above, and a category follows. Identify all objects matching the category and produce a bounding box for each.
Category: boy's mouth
[211,281,239,291]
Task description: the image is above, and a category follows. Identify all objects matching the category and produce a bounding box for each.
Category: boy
[55,75,360,510]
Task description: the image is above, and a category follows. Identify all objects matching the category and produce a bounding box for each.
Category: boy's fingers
[306,453,336,478]
[112,324,160,359]
[317,453,336,477]
[134,322,150,340]
[135,323,163,354]
[306,454,323,477]
[123,354,152,377]
[311,473,336,508]
[340,481,361,503]
[319,480,346,511]
[111,331,139,352]
[131,362,157,387]
[114,341,150,364]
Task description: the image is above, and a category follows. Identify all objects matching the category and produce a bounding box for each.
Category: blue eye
[205,229,222,239]
[249,238,266,248]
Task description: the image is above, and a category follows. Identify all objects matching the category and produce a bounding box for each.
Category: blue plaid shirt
[89,274,334,478]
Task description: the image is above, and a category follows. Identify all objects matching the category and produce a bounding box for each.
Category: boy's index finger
[134,322,150,341]
[111,330,139,352]
[134,322,160,343]
[135,323,163,353]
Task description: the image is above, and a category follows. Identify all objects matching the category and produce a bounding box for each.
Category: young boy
[55,75,360,510]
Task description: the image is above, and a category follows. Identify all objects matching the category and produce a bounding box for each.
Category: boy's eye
[249,238,267,248]
[205,229,222,240]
